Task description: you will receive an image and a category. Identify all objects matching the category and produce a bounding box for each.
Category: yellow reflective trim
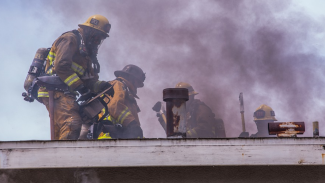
[103,115,115,124]
[38,92,49,98]
[192,129,198,137]
[69,77,80,86]
[117,109,127,122]
[98,108,108,119]
[48,51,55,58]
[71,62,85,75]
[64,73,80,86]
[117,108,129,123]
[108,115,114,121]
[46,68,53,75]
[187,130,192,137]
[48,51,56,66]
[98,132,112,139]
[120,111,131,125]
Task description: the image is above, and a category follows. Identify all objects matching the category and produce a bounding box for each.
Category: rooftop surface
[1,138,325,169]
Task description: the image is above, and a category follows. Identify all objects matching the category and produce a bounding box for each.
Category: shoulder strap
[115,78,137,104]
[59,30,88,58]
[71,30,88,57]
[116,78,129,93]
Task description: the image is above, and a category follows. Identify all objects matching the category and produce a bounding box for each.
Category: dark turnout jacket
[186,99,226,138]
[38,30,104,98]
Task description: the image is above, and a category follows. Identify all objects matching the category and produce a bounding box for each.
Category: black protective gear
[123,121,143,138]
[102,121,143,139]
[99,82,114,97]
[114,64,146,87]
[102,124,123,138]
[76,85,92,103]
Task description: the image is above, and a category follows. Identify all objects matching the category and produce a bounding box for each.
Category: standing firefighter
[250,104,277,137]
[39,15,114,140]
[98,64,146,139]
[155,82,226,138]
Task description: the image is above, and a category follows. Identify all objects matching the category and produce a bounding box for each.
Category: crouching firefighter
[95,64,146,139]
[153,82,226,138]
[23,15,114,140]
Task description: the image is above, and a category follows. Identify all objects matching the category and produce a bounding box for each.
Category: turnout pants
[41,91,82,140]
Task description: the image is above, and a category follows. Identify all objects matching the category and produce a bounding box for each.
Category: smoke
[33,0,325,137]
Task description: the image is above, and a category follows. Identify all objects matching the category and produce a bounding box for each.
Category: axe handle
[241,112,246,132]
[48,91,55,140]
[158,112,167,132]
[161,113,167,125]
[79,84,115,107]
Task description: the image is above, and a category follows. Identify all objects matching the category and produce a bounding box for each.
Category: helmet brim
[254,116,278,121]
[189,91,199,96]
[78,24,109,37]
[114,70,144,87]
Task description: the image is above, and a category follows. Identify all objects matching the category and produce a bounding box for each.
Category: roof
[1,138,324,169]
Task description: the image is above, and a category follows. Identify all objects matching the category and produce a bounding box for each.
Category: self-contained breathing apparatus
[22,29,113,139]
[22,48,50,102]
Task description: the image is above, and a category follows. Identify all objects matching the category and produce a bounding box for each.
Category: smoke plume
[38,0,325,137]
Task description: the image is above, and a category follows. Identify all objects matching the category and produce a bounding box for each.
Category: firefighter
[38,15,114,140]
[250,104,277,137]
[156,82,226,138]
[97,64,146,139]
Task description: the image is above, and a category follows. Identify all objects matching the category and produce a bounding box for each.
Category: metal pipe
[239,93,246,132]
[163,88,189,138]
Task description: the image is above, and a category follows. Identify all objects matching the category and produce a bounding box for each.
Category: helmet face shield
[103,23,111,34]
[91,34,105,45]
[253,105,277,121]
[84,29,107,55]
[254,110,266,119]
[90,35,105,52]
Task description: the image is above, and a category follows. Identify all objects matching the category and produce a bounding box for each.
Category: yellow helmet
[253,104,277,121]
[175,82,198,96]
[78,15,111,37]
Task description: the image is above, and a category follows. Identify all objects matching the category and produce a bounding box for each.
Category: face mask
[83,28,106,56]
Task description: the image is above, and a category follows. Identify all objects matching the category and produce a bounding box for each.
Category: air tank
[24,48,49,92]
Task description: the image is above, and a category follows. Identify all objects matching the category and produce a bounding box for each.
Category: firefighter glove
[76,85,92,103]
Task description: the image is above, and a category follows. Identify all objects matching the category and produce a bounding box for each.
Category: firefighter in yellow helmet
[250,104,277,137]
[38,15,114,140]
[97,64,146,139]
[154,82,226,138]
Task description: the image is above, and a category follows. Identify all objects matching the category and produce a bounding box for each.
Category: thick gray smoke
[36,0,325,137]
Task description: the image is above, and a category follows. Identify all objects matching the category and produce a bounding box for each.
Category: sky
[0,0,325,141]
